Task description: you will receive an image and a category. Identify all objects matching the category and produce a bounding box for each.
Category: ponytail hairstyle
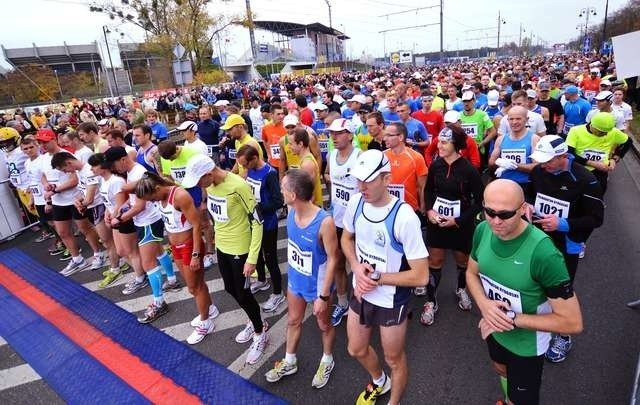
[134,171,176,200]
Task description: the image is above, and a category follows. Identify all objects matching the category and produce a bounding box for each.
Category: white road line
[227,306,313,379]
[0,364,41,390]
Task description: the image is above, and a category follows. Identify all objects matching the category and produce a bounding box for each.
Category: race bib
[170,166,187,183]
[563,122,575,134]
[332,182,354,207]
[432,197,461,218]
[207,145,215,157]
[461,123,478,138]
[100,190,112,210]
[501,148,526,164]
[246,177,262,203]
[288,240,313,276]
[10,174,21,186]
[584,90,597,101]
[479,273,523,313]
[356,242,388,273]
[160,209,177,229]
[228,149,237,160]
[581,149,607,162]
[318,139,329,153]
[30,184,42,197]
[270,144,281,160]
[207,195,229,223]
[387,184,405,201]
[534,193,570,219]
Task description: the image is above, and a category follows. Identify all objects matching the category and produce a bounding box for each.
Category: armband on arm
[544,280,574,300]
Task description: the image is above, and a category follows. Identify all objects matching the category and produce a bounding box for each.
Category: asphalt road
[1,154,639,405]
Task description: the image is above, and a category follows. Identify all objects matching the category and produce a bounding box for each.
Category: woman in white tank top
[134,172,217,345]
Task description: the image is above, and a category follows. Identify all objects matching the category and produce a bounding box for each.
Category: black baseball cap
[104,146,128,162]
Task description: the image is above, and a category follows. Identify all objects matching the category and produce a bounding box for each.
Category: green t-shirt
[549,88,562,100]
[565,124,628,171]
[459,109,494,152]
[161,146,202,184]
[234,134,264,176]
[205,172,263,264]
[471,221,569,357]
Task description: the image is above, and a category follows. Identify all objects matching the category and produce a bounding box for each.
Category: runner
[61,131,93,164]
[364,112,387,151]
[342,149,429,405]
[585,91,626,130]
[105,129,137,162]
[220,114,264,176]
[77,122,108,153]
[37,129,105,275]
[528,135,604,362]
[466,179,583,405]
[90,153,145,290]
[0,127,38,224]
[536,82,565,135]
[105,146,177,323]
[262,104,287,173]
[424,111,482,170]
[181,154,269,364]
[135,172,219,344]
[325,118,361,326]
[561,86,591,136]
[178,121,208,155]
[497,90,546,138]
[133,124,161,173]
[265,169,339,388]
[288,127,323,207]
[611,88,633,131]
[459,91,496,168]
[420,127,484,326]
[145,109,168,142]
[235,144,285,311]
[51,152,119,279]
[411,94,445,141]
[397,102,429,152]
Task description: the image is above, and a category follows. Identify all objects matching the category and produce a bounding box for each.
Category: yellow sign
[390,52,401,64]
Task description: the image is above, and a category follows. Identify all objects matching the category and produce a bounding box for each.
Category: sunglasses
[483,205,521,220]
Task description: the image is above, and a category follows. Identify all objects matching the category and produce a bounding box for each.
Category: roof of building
[253,21,349,40]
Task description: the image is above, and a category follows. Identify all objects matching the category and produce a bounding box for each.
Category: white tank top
[329,148,360,228]
[159,186,193,234]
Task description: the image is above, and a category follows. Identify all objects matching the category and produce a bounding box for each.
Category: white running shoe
[60,257,88,276]
[414,286,427,296]
[203,254,216,268]
[190,305,220,327]
[235,320,269,344]
[250,279,271,294]
[91,254,106,270]
[246,332,269,365]
[186,320,215,345]
[261,293,286,313]
[455,288,473,311]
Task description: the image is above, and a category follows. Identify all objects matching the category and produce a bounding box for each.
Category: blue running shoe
[331,304,349,327]
[545,334,573,363]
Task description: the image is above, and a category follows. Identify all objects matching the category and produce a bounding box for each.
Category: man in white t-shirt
[341,149,429,405]
[497,90,546,137]
[248,97,265,141]
[177,121,208,156]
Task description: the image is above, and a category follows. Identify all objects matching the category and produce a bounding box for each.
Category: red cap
[36,128,56,142]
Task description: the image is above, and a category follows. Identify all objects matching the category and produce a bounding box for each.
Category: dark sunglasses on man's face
[483,206,519,220]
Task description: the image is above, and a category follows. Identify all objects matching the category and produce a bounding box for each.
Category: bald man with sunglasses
[465,179,583,405]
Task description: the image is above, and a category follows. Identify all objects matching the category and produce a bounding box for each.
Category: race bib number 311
[288,240,313,276]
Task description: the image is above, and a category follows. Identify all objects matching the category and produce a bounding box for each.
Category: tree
[0,65,59,104]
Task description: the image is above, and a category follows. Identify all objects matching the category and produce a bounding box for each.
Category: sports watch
[505,310,517,325]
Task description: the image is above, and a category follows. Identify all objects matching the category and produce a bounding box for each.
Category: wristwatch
[191,252,202,258]
[368,270,381,282]
[318,294,330,302]
[505,310,517,325]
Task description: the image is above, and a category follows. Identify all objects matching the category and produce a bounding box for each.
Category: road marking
[227,306,313,379]
[0,364,41,390]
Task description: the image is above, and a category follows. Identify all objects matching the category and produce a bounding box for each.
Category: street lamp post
[496,11,506,58]
[102,25,120,97]
[578,7,597,50]
[54,69,63,99]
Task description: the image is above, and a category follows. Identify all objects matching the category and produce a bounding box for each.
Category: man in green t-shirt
[158,140,216,268]
[466,179,583,405]
[460,91,495,167]
[182,154,269,366]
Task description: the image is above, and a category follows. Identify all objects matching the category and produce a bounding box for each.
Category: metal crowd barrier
[0,178,41,242]
[632,353,640,405]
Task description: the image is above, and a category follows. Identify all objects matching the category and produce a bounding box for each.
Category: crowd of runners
[0,51,636,405]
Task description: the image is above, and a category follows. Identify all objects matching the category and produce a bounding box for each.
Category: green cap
[590,112,615,133]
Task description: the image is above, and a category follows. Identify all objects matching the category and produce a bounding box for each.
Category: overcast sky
[0,0,628,68]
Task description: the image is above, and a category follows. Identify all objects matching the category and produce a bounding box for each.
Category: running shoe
[91,254,107,270]
[59,257,88,277]
[190,305,220,327]
[545,334,573,363]
[261,293,286,313]
[250,279,271,294]
[413,286,427,296]
[235,320,269,344]
[35,231,55,243]
[59,249,71,261]
[49,245,65,256]
[98,270,123,288]
[419,301,438,326]
[330,304,349,327]
[203,254,216,268]
[162,279,183,292]
[311,359,335,389]
[455,288,473,311]
[246,332,269,364]
[579,243,586,259]
[122,277,149,295]
[186,320,215,345]
[137,301,169,324]
[355,375,392,405]
[265,359,298,382]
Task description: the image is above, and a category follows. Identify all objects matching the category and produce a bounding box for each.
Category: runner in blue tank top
[265,169,339,389]
[133,125,160,173]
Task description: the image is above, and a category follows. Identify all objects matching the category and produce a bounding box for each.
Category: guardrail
[0,179,40,242]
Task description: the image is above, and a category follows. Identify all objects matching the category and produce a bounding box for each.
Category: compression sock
[426,267,442,302]
[500,376,509,402]
[457,265,467,289]
[147,267,164,304]
[156,252,175,282]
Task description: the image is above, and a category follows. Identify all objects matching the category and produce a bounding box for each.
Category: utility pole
[324,0,332,64]
[245,0,257,61]
[602,0,609,51]
[378,3,442,61]
[439,0,444,61]
[518,23,524,54]
[578,7,597,49]
[496,11,505,57]
[102,25,119,97]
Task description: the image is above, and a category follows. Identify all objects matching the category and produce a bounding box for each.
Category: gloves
[495,158,519,170]
[495,167,506,178]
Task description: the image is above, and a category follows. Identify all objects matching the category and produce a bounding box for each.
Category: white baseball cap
[97,118,110,126]
[444,110,461,124]
[181,154,215,188]
[526,89,538,99]
[351,149,391,183]
[461,91,475,101]
[314,104,328,111]
[487,90,500,106]
[176,120,198,132]
[594,90,613,102]
[214,100,229,107]
[283,114,299,128]
[529,135,568,163]
[327,118,353,133]
[348,94,367,104]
